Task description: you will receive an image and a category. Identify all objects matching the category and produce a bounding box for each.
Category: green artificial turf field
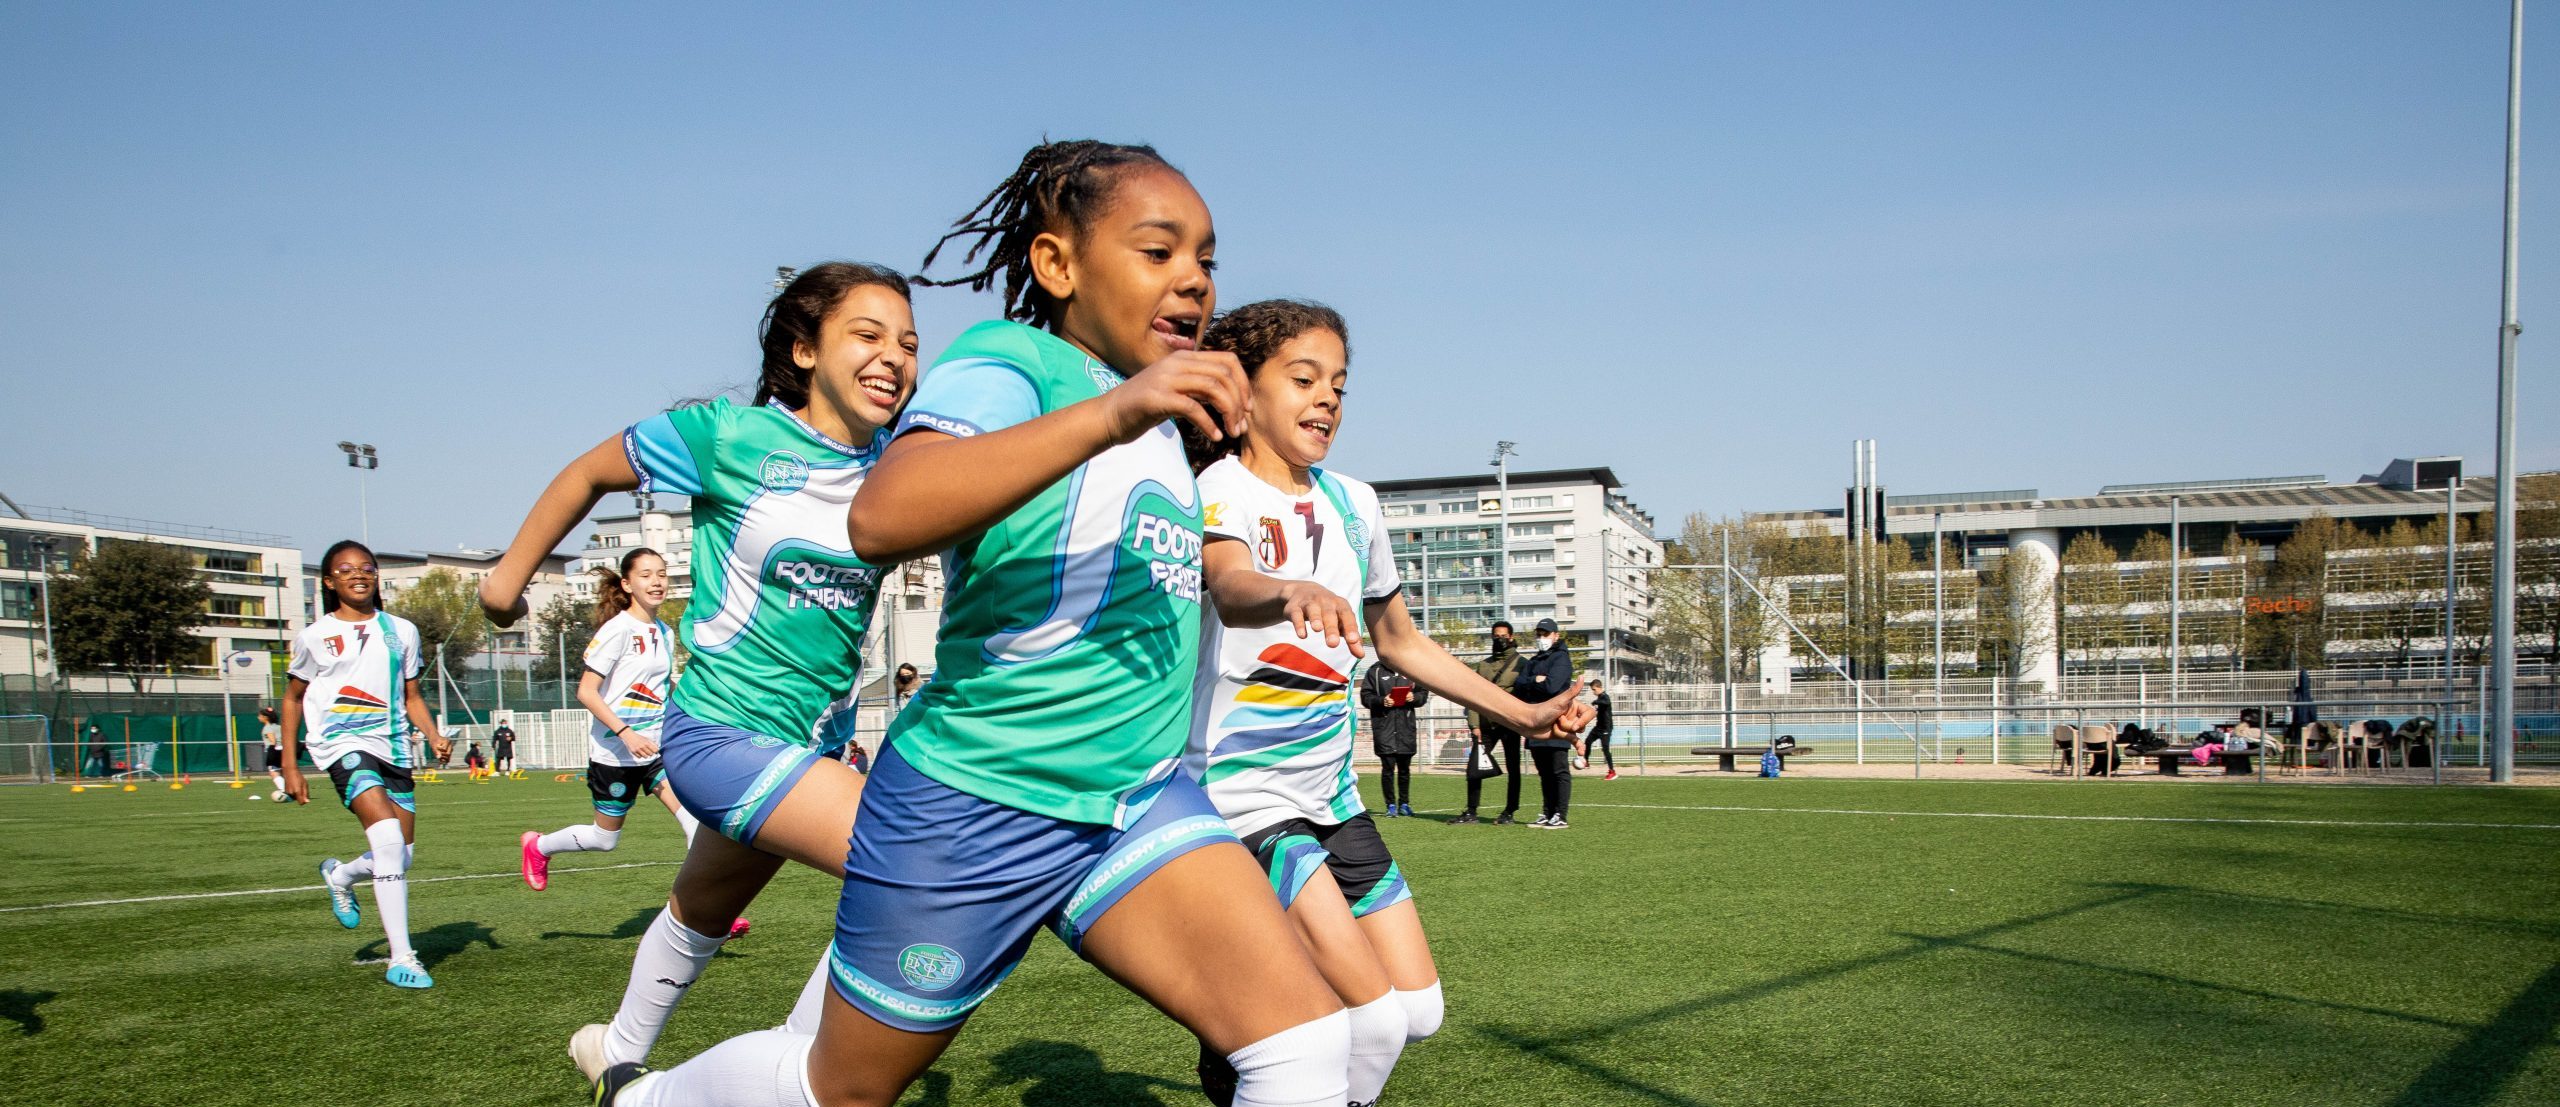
[0,773,2554,1107]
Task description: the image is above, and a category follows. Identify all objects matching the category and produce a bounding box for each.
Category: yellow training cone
[69,785,85,793]
[121,784,137,792]
[170,782,185,790]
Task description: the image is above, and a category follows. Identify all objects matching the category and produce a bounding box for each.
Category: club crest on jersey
[323,635,345,657]
[630,632,647,654]
[1255,517,1287,568]
[898,943,965,992]
[758,450,810,494]
[1083,360,1122,394]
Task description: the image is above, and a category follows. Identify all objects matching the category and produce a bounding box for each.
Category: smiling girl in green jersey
[599,142,1350,1107]
[480,262,914,1082]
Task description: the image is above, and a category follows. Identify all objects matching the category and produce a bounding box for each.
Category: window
[1511,523,1555,538]
[1513,495,1555,510]
[1560,494,1576,509]
[0,530,80,572]
[209,596,265,616]
[1560,578,1576,592]
[0,580,35,621]
[1441,501,1470,514]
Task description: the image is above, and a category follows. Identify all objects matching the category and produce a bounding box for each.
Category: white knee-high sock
[624,1029,814,1107]
[536,823,620,856]
[1344,993,1409,1104]
[269,771,285,791]
[1228,1010,1351,1107]
[779,949,832,1035]
[329,852,375,889]
[363,819,412,961]
[671,802,701,846]
[1392,981,1444,1041]
[603,906,728,1065]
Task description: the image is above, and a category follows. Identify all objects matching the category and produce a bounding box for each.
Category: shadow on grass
[1472,886,2156,1106]
[0,988,56,1036]
[542,906,657,942]
[983,1040,1192,1107]
[358,919,502,970]
[2387,961,2560,1107]
[2093,881,2560,940]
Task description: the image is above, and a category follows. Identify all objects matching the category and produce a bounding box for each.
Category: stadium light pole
[336,442,379,545]
[1492,441,1516,629]
[1932,513,1944,704]
[2446,475,2461,725]
[2489,0,2523,783]
[2169,496,2182,702]
[28,535,59,689]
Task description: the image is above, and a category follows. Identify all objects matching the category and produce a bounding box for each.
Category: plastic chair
[2049,724,2076,774]
[2079,725,2121,776]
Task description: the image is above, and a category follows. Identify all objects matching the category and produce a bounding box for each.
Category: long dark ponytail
[591,547,663,630]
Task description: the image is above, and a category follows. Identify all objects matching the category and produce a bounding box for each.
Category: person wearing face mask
[1454,621,1526,825]
[1516,619,1581,828]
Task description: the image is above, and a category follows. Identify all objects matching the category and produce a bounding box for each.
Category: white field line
[0,860,679,915]
[1573,802,2560,831]
[0,795,603,822]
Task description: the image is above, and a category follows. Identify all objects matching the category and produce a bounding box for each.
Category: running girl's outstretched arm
[578,669,658,759]
[404,677,451,762]
[1201,539,1364,656]
[480,436,639,626]
[277,676,312,804]
[846,350,1246,565]
[1363,592,1592,741]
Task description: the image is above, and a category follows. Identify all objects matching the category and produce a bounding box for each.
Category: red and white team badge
[1255,517,1288,568]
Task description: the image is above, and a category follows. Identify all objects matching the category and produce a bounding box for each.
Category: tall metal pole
[1721,528,1735,746]
[2447,478,2461,720]
[1933,512,1945,702]
[558,627,569,709]
[2490,0,2524,783]
[2170,496,2183,699]
[1494,441,1515,630]
[1600,535,1614,683]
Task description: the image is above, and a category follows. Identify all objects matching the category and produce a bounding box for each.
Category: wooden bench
[2146,747,2254,776]
[1688,745,1814,772]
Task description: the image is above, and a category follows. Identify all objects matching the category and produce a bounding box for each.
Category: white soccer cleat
[569,1022,610,1083]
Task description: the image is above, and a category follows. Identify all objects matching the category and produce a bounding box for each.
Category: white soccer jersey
[1184,457,1401,836]
[288,612,424,769]
[584,610,676,766]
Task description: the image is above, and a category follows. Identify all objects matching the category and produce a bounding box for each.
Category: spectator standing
[1455,621,1524,825]
[1360,659,1428,816]
[259,707,287,794]
[1517,619,1580,828]
[1583,680,1616,780]
[491,722,517,775]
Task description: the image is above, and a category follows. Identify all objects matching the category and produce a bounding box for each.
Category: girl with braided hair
[597,141,1351,1107]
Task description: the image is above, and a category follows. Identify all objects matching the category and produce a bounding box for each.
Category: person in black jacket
[1516,619,1581,828]
[1360,660,1428,816]
[1583,680,1616,780]
[1457,622,1525,824]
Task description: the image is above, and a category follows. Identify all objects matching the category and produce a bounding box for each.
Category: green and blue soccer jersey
[886,321,1205,828]
[1183,458,1402,836]
[623,397,886,748]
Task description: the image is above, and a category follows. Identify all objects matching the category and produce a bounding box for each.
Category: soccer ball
[269,789,290,803]
[1573,755,1588,770]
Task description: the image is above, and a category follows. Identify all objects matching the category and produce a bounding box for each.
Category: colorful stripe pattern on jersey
[888,321,1205,828]
[1184,458,1401,838]
[584,611,675,766]
[289,612,423,770]
[623,397,884,748]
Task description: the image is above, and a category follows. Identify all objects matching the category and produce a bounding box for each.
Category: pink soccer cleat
[519,830,550,891]
[727,917,752,941]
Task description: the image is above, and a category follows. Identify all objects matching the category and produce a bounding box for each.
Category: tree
[2259,513,2361,670]
[1973,543,2052,683]
[529,594,598,684]
[2058,532,2135,673]
[386,567,487,677]
[49,540,212,692]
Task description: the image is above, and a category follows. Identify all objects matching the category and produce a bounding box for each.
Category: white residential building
[2,504,306,695]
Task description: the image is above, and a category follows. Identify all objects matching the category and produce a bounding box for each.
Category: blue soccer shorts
[659,705,842,847]
[823,744,1239,1032]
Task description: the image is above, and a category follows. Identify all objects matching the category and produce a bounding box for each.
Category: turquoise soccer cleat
[385,954,434,989]
[318,859,361,929]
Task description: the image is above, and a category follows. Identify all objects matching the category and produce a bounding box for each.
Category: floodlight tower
[337,442,378,545]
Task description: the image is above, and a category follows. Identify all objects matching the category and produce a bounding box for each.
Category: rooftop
[1370,466,1628,495]
[1,503,293,548]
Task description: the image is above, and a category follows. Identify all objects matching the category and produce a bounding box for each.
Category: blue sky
[3,2,2552,556]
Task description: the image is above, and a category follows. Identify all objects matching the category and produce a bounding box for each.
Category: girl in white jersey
[258,707,285,797]
[1185,300,1592,1105]
[480,262,914,1082]
[277,539,453,989]
[519,548,726,906]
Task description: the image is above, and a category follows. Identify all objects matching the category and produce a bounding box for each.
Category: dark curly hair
[756,262,913,411]
[915,140,1183,331]
[1186,299,1351,470]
